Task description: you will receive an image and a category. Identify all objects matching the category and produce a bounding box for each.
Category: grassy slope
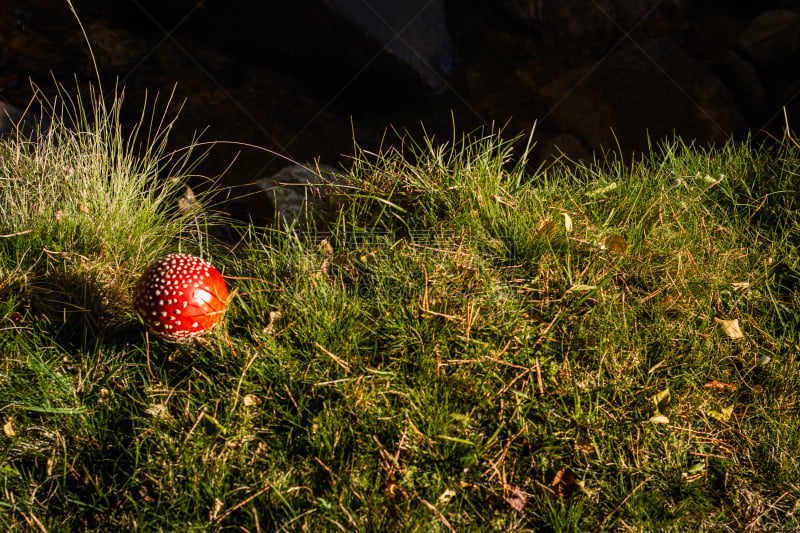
[1,99,799,532]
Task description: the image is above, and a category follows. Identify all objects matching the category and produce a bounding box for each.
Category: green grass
[1,91,800,532]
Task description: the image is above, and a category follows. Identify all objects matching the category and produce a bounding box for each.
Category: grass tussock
[0,87,208,345]
[1,90,800,532]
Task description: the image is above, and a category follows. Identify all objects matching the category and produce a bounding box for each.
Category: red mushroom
[133,253,228,341]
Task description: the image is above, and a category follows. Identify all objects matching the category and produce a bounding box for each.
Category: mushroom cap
[133,253,228,341]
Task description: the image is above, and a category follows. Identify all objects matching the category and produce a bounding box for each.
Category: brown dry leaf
[384,481,408,499]
[714,318,743,339]
[503,488,527,511]
[177,185,197,213]
[317,238,334,258]
[139,486,156,504]
[98,388,110,403]
[3,417,16,437]
[537,218,557,238]
[703,380,737,393]
[317,239,334,280]
[250,441,269,465]
[551,466,576,499]
[575,436,595,455]
[494,194,515,208]
[600,234,628,253]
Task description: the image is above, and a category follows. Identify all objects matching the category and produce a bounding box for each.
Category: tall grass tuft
[0,86,205,343]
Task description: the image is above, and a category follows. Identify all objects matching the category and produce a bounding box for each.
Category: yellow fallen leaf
[587,182,618,198]
[702,174,724,185]
[566,284,597,293]
[707,405,734,422]
[145,403,174,422]
[243,394,262,407]
[600,234,627,253]
[721,405,734,419]
[438,488,456,505]
[3,417,16,437]
[573,479,594,498]
[714,318,743,339]
[649,414,670,424]
[562,213,573,233]
[651,388,671,410]
[649,388,670,424]
[209,498,224,521]
[686,462,706,475]
[263,310,282,336]
[201,412,226,436]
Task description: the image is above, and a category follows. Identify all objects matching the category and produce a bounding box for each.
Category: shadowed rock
[539,39,747,155]
[324,0,455,91]
[494,0,665,39]
[252,163,347,227]
[739,9,800,69]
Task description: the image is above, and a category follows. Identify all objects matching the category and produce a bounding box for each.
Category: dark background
[2,1,799,199]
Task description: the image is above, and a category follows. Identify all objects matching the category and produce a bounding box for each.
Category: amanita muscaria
[133,253,228,341]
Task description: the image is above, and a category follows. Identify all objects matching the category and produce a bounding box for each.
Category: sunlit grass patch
[2,93,800,531]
